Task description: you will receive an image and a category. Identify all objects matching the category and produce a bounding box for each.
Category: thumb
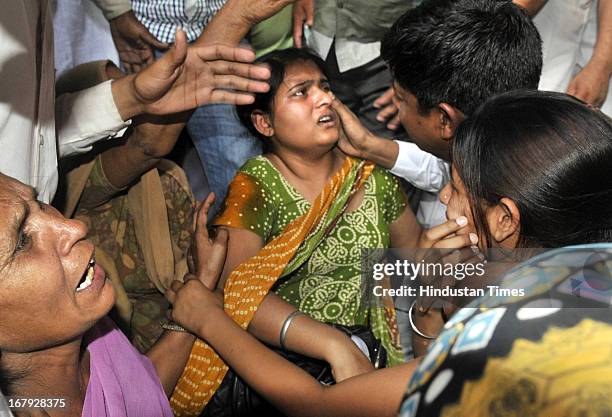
[157,29,187,78]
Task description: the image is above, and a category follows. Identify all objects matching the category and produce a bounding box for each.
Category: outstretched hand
[120,29,271,119]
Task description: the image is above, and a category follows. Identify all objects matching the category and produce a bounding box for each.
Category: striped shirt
[132,0,226,43]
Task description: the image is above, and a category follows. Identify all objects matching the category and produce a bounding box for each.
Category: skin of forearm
[247,292,350,363]
[100,115,187,189]
[362,136,400,170]
[591,0,612,74]
[146,330,197,396]
[195,0,253,46]
[199,311,417,417]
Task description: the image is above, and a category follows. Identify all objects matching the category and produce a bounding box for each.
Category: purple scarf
[82,317,173,417]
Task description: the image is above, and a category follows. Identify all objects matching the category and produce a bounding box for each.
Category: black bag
[201,325,387,417]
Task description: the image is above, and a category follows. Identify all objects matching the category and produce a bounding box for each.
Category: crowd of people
[0,0,611,416]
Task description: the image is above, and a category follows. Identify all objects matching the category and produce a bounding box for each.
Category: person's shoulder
[371,164,402,187]
[240,155,277,179]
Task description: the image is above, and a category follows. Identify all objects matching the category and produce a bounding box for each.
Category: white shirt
[0,0,129,203]
[390,140,449,228]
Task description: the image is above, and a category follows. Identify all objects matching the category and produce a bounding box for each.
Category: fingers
[209,59,271,82]
[375,103,398,123]
[171,29,188,69]
[292,7,305,48]
[421,216,469,248]
[151,29,187,80]
[387,114,401,131]
[200,228,229,290]
[373,87,395,108]
[431,233,477,250]
[194,192,215,234]
[206,90,256,105]
[194,44,258,65]
[304,0,314,26]
[211,74,270,94]
[140,30,169,51]
[166,280,184,304]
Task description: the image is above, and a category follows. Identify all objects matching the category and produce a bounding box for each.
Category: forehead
[0,174,35,229]
[280,61,326,86]
[0,176,33,261]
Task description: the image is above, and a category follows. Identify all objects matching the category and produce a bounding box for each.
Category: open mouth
[76,258,96,292]
[317,113,336,125]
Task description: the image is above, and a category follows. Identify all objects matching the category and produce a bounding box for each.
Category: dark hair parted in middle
[382,0,542,116]
[453,90,612,247]
[237,48,328,142]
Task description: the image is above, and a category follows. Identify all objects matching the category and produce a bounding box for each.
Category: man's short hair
[381,0,542,116]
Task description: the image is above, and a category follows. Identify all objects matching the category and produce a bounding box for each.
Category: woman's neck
[3,338,89,417]
[266,146,344,203]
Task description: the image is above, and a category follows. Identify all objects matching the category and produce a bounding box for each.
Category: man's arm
[57,31,270,158]
[331,97,448,192]
[331,96,400,168]
[195,0,295,46]
[567,0,612,107]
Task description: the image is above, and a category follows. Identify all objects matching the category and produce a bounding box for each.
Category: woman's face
[0,174,115,352]
[268,60,338,153]
[440,166,481,246]
[440,167,520,250]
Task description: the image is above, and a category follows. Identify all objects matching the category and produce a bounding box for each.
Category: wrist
[588,55,612,77]
[198,307,229,339]
[322,330,352,363]
[366,135,399,169]
[111,73,145,121]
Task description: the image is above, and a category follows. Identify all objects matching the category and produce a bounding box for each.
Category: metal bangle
[279,310,305,351]
[162,320,188,333]
[408,300,437,340]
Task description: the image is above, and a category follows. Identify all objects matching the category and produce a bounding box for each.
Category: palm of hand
[134,51,216,115]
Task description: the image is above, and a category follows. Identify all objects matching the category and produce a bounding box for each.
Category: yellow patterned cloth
[400,244,612,417]
[170,157,373,416]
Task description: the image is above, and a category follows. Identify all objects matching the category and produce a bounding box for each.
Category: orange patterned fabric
[170,157,374,416]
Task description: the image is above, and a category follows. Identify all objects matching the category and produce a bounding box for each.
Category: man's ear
[438,103,465,141]
[487,197,521,246]
[251,110,274,137]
